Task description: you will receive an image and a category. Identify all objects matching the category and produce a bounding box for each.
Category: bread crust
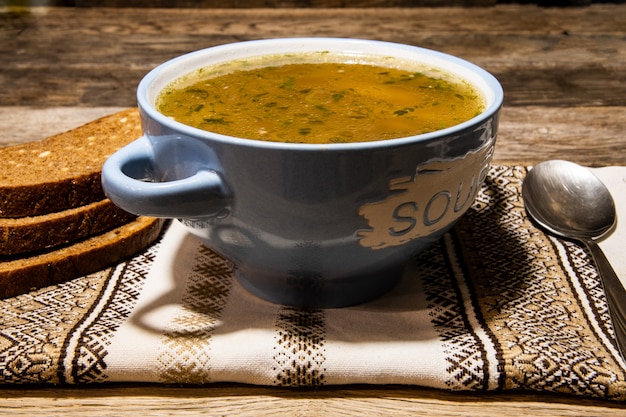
[1,199,137,256]
[0,217,166,299]
[0,108,142,217]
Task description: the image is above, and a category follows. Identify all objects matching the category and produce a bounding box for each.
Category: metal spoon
[522,160,626,360]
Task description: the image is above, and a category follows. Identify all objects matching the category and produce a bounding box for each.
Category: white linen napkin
[2,165,626,401]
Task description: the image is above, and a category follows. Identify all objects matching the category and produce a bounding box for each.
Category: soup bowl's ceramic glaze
[102,38,503,308]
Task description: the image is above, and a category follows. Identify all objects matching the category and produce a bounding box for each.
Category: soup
[156,53,485,144]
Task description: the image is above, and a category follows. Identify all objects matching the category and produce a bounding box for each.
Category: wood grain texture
[2,105,625,165]
[1,4,625,415]
[1,6,625,107]
[1,384,626,416]
[7,0,610,8]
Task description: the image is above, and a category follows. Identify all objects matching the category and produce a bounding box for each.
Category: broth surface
[157,55,485,144]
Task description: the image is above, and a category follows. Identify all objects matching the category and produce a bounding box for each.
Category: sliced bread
[0,198,137,256]
[0,108,142,218]
[0,217,165,299]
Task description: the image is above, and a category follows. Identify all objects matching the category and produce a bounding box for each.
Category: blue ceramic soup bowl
[102,38,503,308]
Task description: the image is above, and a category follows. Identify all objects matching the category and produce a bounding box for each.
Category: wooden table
[1,4,625,415]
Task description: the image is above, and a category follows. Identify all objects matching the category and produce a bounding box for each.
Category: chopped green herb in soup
[156,55,485,144]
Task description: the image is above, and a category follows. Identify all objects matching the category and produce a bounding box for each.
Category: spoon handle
[586,240,626,361]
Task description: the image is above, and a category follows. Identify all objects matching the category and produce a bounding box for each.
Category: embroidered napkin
[1,164,625,401]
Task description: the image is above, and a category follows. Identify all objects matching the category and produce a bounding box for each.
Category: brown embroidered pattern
[420,238,490,390]
[157,244,234,384]
[454,165,626,400]
[63,245,159,384]
[555,238,626,397]
[0,272,108,384]
[562,240,612,340]
[273,307,327,386]
[0,223,167,385]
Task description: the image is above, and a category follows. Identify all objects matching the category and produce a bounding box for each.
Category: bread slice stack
[0,109,165,299]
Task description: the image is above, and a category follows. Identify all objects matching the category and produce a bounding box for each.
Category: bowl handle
[102,136,231,219]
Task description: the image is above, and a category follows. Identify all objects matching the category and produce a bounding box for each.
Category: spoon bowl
[522,160,625,361]
[522,160,616,241]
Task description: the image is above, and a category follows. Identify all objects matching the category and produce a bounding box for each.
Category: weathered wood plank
[495,106,626,165]
[1,384,625,417]
[1,6,625,107]
[72,0,499,7]
[5,0,606,7]
[0,106,127,146]
[4,7,624,40]
[31,0,626,7]
[2,106,625,167]
[15,0,557,9]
